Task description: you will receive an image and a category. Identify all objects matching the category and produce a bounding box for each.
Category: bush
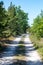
[30,34,43,61]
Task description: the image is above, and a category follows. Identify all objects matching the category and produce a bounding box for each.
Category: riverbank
[0,36,15,51]
[30,34,43,62]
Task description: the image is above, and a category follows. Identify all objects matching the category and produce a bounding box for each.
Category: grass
[38,48,43,61]
[14,55,26,61]
[30,34,43,61]
[7,36,15,40]
[0,36,15,41]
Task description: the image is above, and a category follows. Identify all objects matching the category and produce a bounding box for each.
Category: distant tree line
[0,1,29,38]
[30,10,43,39]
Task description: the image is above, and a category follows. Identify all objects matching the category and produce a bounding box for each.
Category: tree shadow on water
[9,60,43,65]
[10,59,27,65]
[10,41,27,65]
[15,44,26,56]
[0,40,43,65]
[0,40,24,58]
[11,41,43,65]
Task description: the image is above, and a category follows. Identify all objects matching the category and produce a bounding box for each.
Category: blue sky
[0,0,43,25]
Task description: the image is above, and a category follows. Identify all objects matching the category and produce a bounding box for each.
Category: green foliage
[0,1,29,38]
[30,11,43,39]
[30,11,43,61]
[7,2,29,36]
[30,34,43,61]
[0,1,8,37]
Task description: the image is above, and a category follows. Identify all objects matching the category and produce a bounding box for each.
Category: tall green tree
[7,3,29,35]
[0,1,7,37]
[0,1,29,37]
[31,11,43,38]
